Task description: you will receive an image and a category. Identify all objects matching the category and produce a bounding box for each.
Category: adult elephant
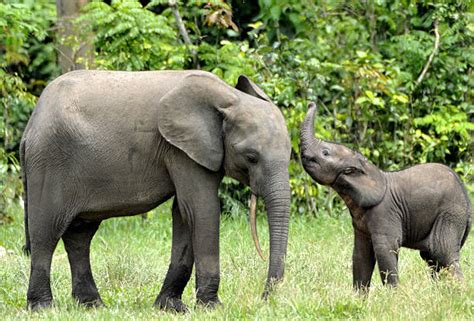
[20,70,291,311]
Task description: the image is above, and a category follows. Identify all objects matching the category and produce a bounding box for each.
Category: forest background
[1,0,473,222]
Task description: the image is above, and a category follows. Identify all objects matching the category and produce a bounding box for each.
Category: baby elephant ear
[235,75,272,102]
[157,73,238,172]
[338,159,387,208]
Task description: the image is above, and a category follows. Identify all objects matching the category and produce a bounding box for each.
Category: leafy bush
[1,0,472,220]
[0,0,58,222]
[79,0,185,70]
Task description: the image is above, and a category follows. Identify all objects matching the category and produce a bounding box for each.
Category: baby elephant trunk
[300,102,321,154]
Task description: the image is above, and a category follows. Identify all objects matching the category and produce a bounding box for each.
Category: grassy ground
[1,200,473,320]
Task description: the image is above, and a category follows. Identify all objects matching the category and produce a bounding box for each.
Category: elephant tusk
[250,194,266,261]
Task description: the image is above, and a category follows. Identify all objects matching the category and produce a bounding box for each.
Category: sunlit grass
[1,200,472,320]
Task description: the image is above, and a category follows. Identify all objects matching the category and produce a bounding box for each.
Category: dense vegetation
[1,0,473,221]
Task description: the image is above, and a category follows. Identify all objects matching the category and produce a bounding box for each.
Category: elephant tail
[450,167,471,249]
[460,214,471,249]
[20,139,31,256]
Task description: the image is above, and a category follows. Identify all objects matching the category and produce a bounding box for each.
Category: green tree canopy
[1,0,472,220]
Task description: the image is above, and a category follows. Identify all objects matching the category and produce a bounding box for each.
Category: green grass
[1,200,473,320]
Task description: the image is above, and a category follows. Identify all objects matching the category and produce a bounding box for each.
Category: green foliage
[1,0,472,220]
[1,1,41,148]
[79,0,185,70]
[199,40,259,83]
[0,0,58,222]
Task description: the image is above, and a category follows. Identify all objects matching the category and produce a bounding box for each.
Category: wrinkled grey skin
[300,102,471,290]
[20,70,291,311]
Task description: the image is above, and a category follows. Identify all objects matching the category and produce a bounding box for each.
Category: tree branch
[169,0,198,68]
[416,19,440,86]
[52,44,76,68]
[368,0,377,51]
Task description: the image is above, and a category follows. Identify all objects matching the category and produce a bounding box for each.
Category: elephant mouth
[302,157,322,174]
[304,159,337,186]
[331,170,345,187]
[332,166,362,187]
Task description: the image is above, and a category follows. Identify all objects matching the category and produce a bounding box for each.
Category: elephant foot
[196,296,221,310]
[75,296,105,308]
[154,295,189,313]
[353,284,370,296]
[73,289,105,308]
[354,288,370,299]
[27,299,52,311]
[262,289,270,300]
[262,278,280,300]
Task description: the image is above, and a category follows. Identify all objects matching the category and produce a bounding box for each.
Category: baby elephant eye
[246,153,258,164]
[343,167,356,175]
[322,149,330,157]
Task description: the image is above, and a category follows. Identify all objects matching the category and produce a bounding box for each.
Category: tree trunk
[56,0,93,73]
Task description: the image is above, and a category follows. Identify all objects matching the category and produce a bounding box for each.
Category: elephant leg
[166,150,222,308]
[27,234,59,310]
[429,216,464,280]
[26,209,61,310]
[420,251,441,279]
[371,233,400,286]
[352,231,375,292]
[155,198,194,313]
[192,195,221,308]
[62,218,103,307]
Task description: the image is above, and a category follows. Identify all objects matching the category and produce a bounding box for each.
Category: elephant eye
[343,167,357,175]
[246,153,258,164]
[322,149,330,157]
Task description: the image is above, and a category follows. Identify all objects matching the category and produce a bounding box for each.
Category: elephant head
[157,71,291,292]
[300,102,386,208]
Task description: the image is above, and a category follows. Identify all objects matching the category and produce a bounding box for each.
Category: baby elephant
[300,102,472,290]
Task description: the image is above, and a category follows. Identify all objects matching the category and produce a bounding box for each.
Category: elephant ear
[157,73,238,172]
[335,157,386,208]
[235,75,272,102]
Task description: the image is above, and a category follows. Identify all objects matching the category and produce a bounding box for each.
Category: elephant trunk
[262,175,291,297]
[300,102,320,154]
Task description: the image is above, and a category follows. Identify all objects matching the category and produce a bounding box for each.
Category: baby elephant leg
[371,233,400,286]
[352,231,376,292]
[420,251,441,279]
[429,215,465,280]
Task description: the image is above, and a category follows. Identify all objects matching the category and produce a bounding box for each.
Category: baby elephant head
[300,102,386,208]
